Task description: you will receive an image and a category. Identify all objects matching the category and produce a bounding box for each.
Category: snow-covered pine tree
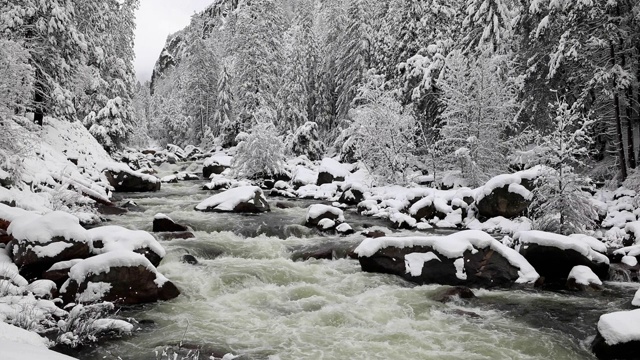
[463,0,517,52]
[216,62,237,148]
[529,98,597,235]
[232,107,286,179]
[285,121,325,161]
[436,49,521,187]
[0,39,33,118]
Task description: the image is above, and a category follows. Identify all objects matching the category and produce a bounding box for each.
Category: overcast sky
[134,0,212,83]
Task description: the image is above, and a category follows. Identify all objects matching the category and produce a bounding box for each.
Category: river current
[77,162,638,360]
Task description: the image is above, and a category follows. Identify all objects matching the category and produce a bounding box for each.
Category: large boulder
[475,167,540,219]
[103,163,160,192]
[60,251,179,305]
[355,230,539,288]
[87,225,166,267]
[42,259,83,288]
[338,184,365,206]
[195,186,270,213]
[316,158,350,185]
[203,154,232,179]
[7,212,92,279]
[153,213,188,232]
[592,309,640,359]
[515,231,609,285]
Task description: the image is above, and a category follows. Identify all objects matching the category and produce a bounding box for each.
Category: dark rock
[153,216,188,232]
[0,229,13,245]
[316,172,345,186]
[362,230,386,238]
[410,200,446,222]
[592,328,640,360]
[42,260,81,289]
[122,200,145,212]
[275,201,297,209]
[157,231,196,241]
[359,245,521,288]
[338,188,364,206]
[8,236,91,280]
[518,243,609,285]
[566,277,604,291]
[97,204,128,216]
[476,180,534,219]
[433,286,476,303]
[61,262,179,305]
[203,165,228,179]
[103,169,161,192]
[181,254,198,265]
[141,149,156,155]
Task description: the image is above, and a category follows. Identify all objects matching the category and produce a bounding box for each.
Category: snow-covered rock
[88,225,166,266]
[305,204,344,227]
[566,265,603,291]
[203,153,232,179]
[515,230,609,285]
[355,230,539,287]
[336,223,354,235]
[0,322,77,360]
[475,166,540,219]
[102,162,161,192]
[60,251,179,305]
[195,186,270,213]
[317,158,351,185]
[592,309,640,359]
[337,183,366,205]
[202,175,233,191]
[152,213,188,232]
[7,212,91,279]
[292,166,318,188]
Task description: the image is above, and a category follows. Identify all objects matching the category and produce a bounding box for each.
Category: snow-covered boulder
[475,167,540,219]
[42,259,83,288]
[355,230,539,288]
[409,195,448,222]
[592,309,640,360]
[292,166,318,188]
[202,175,233,191]
[153,213,188,233]
[515,230,609,285]
[305,204,344,228]
[7,212,92,279]
[195,186,270,213]
[203,154,232,179]
[566,265,603,291]
[337,183,365,205]
[60,251,179,305]
[88,225,166,267]
[102,162,161,192]
[316,158,350,185]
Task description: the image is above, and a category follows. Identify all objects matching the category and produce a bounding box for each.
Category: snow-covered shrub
[56,302,132,348]
[348,73,417,185]
[436,50,521,187]
[286,121,325,161]
[528,99,597,234]
[232,113,286,179]
[0,39,33,118]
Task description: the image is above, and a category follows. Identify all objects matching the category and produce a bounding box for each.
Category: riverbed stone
[153,216,188,232]
[103,169,161,192]
[476,180,534,219]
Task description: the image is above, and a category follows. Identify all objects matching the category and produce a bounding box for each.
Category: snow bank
[0,322,77,360]
[0,203,31,222]
[318,158,351,178]
[355,230,539,283]
[292,166,318,186]
[87,225,166,258]
[598,309,640,345]
[568,265,602,286]
[515,230,609,264]
[8,211,88,244]
[195,186,265,211]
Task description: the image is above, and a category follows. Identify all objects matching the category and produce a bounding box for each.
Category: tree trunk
[622,50,636,169]
[611,42,627,180]
[34,69,45,126]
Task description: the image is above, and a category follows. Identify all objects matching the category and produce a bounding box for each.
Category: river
[75,161,638,360]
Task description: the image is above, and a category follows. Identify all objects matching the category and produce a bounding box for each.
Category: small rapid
[77,162,637,360]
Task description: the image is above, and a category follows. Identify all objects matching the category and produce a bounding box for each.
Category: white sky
[134,0,212,83]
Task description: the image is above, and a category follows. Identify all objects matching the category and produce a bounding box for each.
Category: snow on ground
[355,230,539,283]
[0,322,77,359]
[598,309,640,345]
[195,186,265,211]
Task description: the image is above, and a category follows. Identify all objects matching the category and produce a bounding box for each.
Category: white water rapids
[77,162,636,360]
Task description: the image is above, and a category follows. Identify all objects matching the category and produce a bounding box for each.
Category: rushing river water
[76,162,638,360]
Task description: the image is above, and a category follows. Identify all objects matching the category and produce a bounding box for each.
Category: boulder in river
[60,251,179,305]
[88,225,166,267]
[102,163,161,192]
[195,186,270,213]
[565,265,603,291]
[338,184,365,206]
[203,154,232,179]
[433,286,476,303]
[592,309,640,360]
[305,204,344,227]
[354,230,539,288]
[515,231,609,285]
[153,213,188,232]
